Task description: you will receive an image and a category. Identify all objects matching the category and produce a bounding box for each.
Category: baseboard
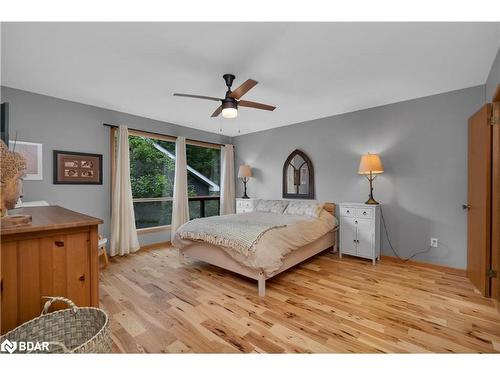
[380,255,466,276]
[140,241,172,251]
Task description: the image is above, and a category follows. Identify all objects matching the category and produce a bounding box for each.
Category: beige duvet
[173,209,337,274]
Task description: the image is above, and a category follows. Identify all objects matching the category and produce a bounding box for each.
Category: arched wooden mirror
[282,149,315,199]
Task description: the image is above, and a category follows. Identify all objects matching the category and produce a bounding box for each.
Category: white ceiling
[1,22,499,136]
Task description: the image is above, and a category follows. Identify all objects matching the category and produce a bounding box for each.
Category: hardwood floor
[99,247,500,353]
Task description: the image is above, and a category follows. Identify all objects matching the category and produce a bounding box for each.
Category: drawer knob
[54,241,65,247]
[78,274,85,282]
[346,210,350,213]
[363,211,367,215]
[355,220,358,224]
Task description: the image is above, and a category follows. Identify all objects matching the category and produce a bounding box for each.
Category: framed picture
[9,140,43,180]
[53,150,102,184]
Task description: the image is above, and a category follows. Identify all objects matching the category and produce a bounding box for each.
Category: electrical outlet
[430,238,439,248]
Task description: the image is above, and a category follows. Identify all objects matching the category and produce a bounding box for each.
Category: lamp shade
[238,165,252,178]
[358,153,384,175]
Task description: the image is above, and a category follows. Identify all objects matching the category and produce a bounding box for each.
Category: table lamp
[358,153,384,204]
[238,165,252,199]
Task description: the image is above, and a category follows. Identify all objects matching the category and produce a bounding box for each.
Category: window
[113,129,221,232]
[129,134,175,230]
[186,143,220,220]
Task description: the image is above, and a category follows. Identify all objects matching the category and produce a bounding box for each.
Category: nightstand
[236,198,259,214]
[339,202,380,264]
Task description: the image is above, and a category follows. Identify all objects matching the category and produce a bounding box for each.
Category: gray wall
[486,46,500,101]
[1,83,489,268]
[1,86,231,246]
[233,86,485,269]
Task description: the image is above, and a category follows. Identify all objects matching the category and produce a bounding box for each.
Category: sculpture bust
[0,140,31,226]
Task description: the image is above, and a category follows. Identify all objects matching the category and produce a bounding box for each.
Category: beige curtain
[171,136,189,236]
[110,125,140,256]
[220,144,235,215]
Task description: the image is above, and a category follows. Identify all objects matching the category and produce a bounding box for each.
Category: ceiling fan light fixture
[222,107,238,119]
[221,99,238,119]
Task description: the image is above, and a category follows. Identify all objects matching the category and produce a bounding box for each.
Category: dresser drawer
[356,208,373,219]
[236,199,259,214]
[340,206,356,217]
[237,200,254,209]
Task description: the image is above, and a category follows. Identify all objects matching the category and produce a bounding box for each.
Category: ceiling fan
[173,74,276,119]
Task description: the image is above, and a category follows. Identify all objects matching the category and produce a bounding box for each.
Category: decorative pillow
[255,200,289,214]
[283,201,323,218]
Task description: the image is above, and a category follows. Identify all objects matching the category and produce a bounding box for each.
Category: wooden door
[1,230,92,333]
[1,238,44,333]
[39,232,90,312]
[356,219,373,258]
[491,101,500,301]
[1,241,19,334]
[66,232,91,306]
[467,104,492,296]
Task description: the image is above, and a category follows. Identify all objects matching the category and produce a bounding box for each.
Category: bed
[172,201,338,296]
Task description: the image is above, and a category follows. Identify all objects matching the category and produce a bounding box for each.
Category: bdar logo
[0,339,17,354]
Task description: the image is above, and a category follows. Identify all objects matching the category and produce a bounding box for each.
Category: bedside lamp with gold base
[358,153,384,205]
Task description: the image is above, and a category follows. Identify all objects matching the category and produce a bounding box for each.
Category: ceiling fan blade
[238,100,276,111]
[211,105,223,117]
[229,79,258,99]
[173,93,221,102]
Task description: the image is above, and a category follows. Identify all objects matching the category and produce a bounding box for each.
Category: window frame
[110,127,222,234]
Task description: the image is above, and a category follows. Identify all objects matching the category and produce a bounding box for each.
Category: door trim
[491,101,500,301]
[466,104,492,296]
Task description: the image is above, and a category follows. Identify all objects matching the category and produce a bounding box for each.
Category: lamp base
[365,174,379,205]
[365,197,379,205]
[241,179,250,199]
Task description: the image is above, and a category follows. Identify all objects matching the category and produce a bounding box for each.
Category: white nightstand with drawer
[339,202,380,264]
[236,198,259,214]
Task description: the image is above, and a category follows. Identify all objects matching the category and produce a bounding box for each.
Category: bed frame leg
[258,273,266,297]
[180,251,187,265]
[332,228,339,253]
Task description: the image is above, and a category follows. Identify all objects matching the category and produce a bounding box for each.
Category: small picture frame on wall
[9,140,43,180]
[53,150,102,184]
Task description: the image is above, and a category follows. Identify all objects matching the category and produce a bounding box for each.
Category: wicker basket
[0,297,112,353]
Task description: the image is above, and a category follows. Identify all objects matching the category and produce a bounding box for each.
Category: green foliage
[187,184,197,197]
[155,140,221,184]
[128,135,220,199]
[129,136,175,198]
[186,145,220,184]
[131,174,173,198]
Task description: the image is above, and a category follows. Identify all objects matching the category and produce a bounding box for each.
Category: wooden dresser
[0,206,103,334]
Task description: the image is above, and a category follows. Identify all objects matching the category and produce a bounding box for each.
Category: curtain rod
[102,123,227,147]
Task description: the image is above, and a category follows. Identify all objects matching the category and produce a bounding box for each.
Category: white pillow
[283,201,323,218]
[255,200,289,214]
